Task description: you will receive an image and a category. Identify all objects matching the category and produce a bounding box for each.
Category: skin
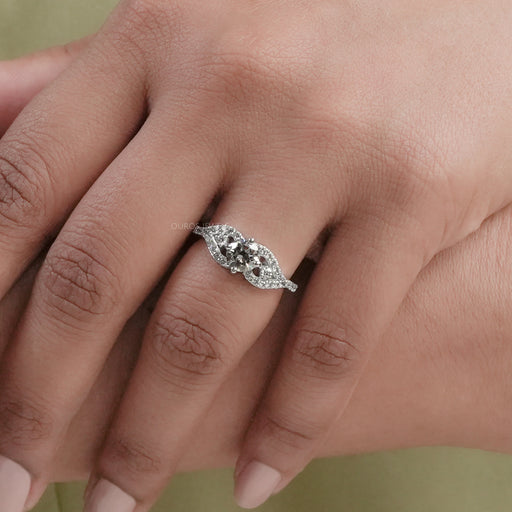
[1,181,512,487]
[2,57,512,503]
[1,1,512,509]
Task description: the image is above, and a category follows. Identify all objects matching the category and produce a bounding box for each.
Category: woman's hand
[0,1,512,510]
[3,199,512,493]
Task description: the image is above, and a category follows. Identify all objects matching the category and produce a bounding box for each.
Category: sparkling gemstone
[245,241,259,254]
[220,235,266,274]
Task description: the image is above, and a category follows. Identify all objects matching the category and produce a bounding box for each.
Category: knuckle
[214,45,274,82]
[390,124,444,181]
[0,144,48,230]
[0,395,53,448]
[39,236,120,325]
[357,122,444,210]
[148,304,229,386]
[103,437,163,477]
[112,0,187,65]
[257,412,322,452]
[204,11,323,114]
[125,0,184,27]
[207,32,297,107]
[291,315,361,379]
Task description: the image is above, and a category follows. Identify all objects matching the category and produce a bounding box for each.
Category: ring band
[193,224,298,292]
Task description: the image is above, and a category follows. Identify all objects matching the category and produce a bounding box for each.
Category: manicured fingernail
[234,461,281,509]
[0,455,31,512]
[84,479,135,512]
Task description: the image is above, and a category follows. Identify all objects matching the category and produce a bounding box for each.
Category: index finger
[0,30,145,299]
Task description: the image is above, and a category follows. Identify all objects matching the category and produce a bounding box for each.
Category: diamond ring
[193,224,298,292]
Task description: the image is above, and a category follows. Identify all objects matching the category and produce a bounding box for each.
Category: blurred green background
[2,0,512,510]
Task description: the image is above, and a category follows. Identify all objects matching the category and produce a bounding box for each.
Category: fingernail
[84,479,135,512]
[234,461,281,509]
[0,455,31,512]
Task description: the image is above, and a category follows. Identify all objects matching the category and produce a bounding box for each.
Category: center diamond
[220,235,266,274]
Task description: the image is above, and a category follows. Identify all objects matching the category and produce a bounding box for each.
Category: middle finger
[85,161,334,510]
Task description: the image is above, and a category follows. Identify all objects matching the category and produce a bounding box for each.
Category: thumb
[0,36,92,135]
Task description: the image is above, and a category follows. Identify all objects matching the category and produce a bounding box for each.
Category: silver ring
[193,224,298,292]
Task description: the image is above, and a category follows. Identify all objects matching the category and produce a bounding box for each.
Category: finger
[0,108,225,510]
[233,212,428,508]
[84,171,332,511]
[0,257,42,356]
[0,32,145,299]
[0,37,91,135]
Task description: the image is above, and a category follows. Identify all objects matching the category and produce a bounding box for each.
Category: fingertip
[234,460,282,509]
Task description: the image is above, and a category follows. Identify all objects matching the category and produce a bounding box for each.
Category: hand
[3,201,512,489]
[0,1,511,510]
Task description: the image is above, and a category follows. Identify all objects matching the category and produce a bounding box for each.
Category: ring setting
[193,224,298,292]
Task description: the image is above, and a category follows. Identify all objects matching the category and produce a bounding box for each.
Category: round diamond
[220,236,265,274]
